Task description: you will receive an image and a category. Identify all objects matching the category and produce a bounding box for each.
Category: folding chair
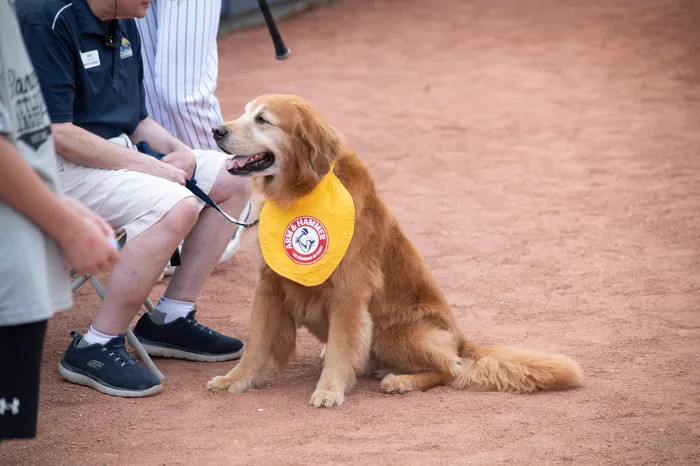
[70,233,164,381]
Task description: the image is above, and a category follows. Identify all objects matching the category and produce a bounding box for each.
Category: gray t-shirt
[0,0,72,325]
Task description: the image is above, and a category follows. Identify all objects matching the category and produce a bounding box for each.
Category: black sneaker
[133,310,244,362]
[58,332,162,397]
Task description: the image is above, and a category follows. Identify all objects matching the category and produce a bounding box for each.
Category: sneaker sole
[137,340,244,362]
[218,200,253,264]
[58,361,163,398]
[218,235,241,264]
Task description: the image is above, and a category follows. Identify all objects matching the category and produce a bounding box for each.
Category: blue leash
[136,142,258,228]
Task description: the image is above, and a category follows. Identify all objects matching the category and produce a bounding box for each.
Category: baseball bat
[257,0,291,60]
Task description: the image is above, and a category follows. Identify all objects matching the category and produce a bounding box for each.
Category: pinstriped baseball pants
[136,0,224,150]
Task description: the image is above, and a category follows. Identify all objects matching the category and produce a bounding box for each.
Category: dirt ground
[3,0,700,464]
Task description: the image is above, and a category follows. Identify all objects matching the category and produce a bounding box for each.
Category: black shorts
[0,319,47,440]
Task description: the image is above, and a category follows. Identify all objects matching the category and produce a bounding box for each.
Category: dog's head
[213,94,342,207]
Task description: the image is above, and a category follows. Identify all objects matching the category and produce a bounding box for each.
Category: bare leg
[164,167,250,301]
[91,198,199,335]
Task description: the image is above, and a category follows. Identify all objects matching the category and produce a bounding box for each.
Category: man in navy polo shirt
[16,0,251,397]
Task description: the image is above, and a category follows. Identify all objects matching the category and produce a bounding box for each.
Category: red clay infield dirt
[3,0,699,464]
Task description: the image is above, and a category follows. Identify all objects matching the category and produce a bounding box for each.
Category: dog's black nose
[212,125,229,139]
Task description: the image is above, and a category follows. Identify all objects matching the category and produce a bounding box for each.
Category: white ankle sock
[83,326,118,346]
[155,297,195,324]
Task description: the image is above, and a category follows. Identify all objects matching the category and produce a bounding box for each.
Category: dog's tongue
[228,155,251,170]
[227,152,267,170]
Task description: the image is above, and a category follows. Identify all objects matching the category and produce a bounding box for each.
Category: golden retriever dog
[207,94,583,408]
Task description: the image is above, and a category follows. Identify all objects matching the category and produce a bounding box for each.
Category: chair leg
[143,296,155,312]
[70,275,89,292]
[125,328,164,381]
[87,276,164,381]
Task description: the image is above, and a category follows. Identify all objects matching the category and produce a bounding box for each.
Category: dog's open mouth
[226,151,275,176]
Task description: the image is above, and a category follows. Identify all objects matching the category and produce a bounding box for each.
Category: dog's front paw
[309,389,345,408]
[227,380,252,395]
[380,373,416,394]
[207,375,233,391]
[207,376,252,395]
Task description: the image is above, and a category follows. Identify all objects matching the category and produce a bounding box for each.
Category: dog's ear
[293,106,342,179]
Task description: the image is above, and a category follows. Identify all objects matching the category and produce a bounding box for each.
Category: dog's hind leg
[374,322,463,394]
[361,357,391,379]
[309,294,373,408]
[380,371,452,393]
[207,273,293,394]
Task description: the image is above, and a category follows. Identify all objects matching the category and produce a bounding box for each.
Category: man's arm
[130,116,187,154]
[0,136,118,274]
[52,122,187,184]
[52,121,151,170]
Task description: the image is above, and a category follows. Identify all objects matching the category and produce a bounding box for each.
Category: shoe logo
[87,360,104,370]
[0,398,20,415]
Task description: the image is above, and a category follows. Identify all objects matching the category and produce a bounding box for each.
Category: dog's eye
[255,114,267,124]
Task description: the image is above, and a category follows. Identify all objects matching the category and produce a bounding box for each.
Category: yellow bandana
[258,167,355,287]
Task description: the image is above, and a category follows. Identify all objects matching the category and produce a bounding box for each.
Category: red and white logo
[283,216,328,265]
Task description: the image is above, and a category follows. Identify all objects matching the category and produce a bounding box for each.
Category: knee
[160,197,199,236]
[209,168,252,204]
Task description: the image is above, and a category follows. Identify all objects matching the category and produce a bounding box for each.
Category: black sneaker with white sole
[133,310,244,362]
[59,332,162,397]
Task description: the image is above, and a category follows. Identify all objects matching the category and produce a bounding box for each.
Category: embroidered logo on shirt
[119,38,133,59]
[80,50,100,69]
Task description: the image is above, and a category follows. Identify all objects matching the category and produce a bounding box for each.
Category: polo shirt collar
[73,0,111,36]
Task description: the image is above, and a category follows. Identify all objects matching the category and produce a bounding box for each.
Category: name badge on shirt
[80,50,100,69]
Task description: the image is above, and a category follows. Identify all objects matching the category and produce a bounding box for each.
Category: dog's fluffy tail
[452,340,583,393]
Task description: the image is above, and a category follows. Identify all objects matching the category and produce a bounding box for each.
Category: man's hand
[129,118,196,180]
[160,147,196,179]
[57,197,120,275]
[63,196,113,238]
[139,156,188,185]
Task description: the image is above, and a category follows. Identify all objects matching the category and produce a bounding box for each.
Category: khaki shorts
[58,134,228,242]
